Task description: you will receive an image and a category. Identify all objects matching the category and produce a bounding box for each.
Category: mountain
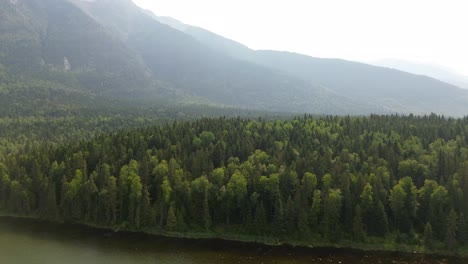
[69,0,372,115]
[251,52,468,115]
[0,0,191,119]
[154,16,255,63]
[0,0,167,97]
[0,0,374,115]
[1,0,467,116]
[371,59,468,90]
[154,15,468,116]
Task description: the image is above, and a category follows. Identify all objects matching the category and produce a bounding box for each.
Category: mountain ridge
[0,0,467,116]
[152,14,468,116]
[67,0,375,114]
[371,59,468,90]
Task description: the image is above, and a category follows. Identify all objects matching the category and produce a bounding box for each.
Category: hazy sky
[132,0,468,75]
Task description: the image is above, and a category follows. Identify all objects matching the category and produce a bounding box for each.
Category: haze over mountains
[1,0,467,116]
[371,59,468,90]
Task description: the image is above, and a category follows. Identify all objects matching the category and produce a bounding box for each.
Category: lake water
[0,217,464,264]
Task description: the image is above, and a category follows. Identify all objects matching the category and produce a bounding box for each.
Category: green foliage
[353,205,365,241]
[165,202,177,231]
[446,210,458,248]
[227,171,247,212]
[322,189,343,241]
[310,190,322,231]
[1,115,468,252]
[389,184,406,230]
[458,213,467,245]
[423,222,434,249]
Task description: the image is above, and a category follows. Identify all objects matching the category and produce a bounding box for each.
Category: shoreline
[0,214,466,259]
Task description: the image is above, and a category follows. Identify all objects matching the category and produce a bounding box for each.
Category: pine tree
[285,195,296,234]
[322,189,342,241]
[309,190,321,231]
[273,197,285,237]
[0,163,11,209]
[389,184,406,231]
[360,183,373,233]
[176,208,187,231]
[165,202,177,232]
[254,202,266,235]
[141,184,154,228]
[353,205,365,241]
[203,188,212,230]
[107,176,118,225]
[423,222,433,249]
[457,213,467,245]
[445,210,458,248]
[372,200,389,236]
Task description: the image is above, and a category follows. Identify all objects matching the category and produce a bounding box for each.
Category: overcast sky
[132,0,468,75]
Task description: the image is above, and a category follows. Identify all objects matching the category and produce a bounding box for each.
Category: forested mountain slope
[155,16,468,116]
[69,0,368,114]
[0,115,467,253]
[0,0,378,115]
[0,0,173,99]
[2,0,467,116]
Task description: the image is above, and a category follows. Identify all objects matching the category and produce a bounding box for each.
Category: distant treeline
[0,115,467,251]
[0,98,288,156]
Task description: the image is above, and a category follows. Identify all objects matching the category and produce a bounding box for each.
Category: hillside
[1,0,467,116]
[154,15,468,116]
[253,51,468,115]
[69,0,371,115]
[371,59,468,90]
[0,0,173,100]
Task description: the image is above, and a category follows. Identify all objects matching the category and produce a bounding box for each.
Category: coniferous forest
[1,114,468,253]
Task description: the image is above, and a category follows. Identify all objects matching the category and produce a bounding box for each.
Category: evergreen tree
[141,184,154,228]
[353,205,365,241]
[445,210,458,249]
[372,201,389,236]
[423,222,433,249]
[389,184,406,231]
[165,202,177,232]
[457,213,467,245]
[273,196,285,237]
[285,195,296,234]
[322,189,342,241]
[309,190,321,231]
[254,202,266,235]
[3,115,468,252]
[360,183,373,232]
[203,187,212,231]
[45,179,58,220]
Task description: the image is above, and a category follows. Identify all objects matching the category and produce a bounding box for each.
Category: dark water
[0,217,465,264]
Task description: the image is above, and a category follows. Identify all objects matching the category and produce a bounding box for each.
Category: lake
[0,217,464,264]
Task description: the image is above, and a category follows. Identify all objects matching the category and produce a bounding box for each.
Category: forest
[0,114,467,253]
